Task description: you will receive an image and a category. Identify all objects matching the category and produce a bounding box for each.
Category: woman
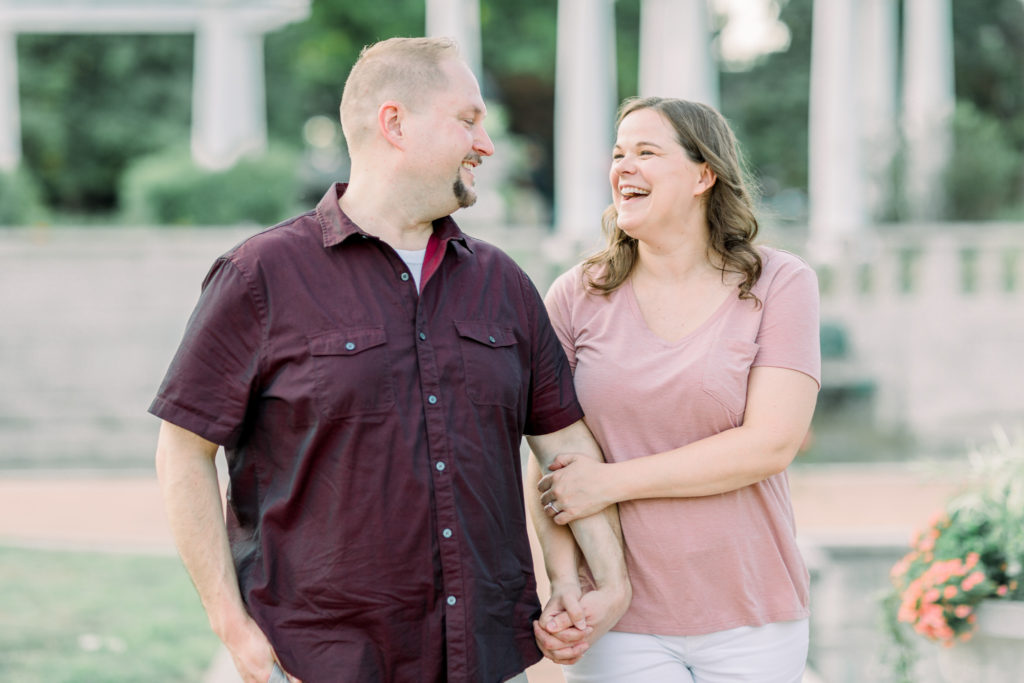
[531,97,820,682]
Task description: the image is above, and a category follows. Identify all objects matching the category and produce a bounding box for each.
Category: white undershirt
[394,247,427,291]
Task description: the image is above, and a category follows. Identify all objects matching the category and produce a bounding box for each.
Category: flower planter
[936,599,1024,683]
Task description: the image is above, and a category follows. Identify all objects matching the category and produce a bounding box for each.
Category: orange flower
[961,571,986,591]
[891,557,912,580]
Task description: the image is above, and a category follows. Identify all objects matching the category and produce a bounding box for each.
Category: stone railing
[810,223,1024,449]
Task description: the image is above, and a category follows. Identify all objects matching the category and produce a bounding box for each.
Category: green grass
[0,546,220,682]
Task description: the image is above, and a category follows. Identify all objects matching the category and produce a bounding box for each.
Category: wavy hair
[582,97,762,305]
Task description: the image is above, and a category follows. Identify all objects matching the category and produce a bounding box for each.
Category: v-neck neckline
[623,276,737,347]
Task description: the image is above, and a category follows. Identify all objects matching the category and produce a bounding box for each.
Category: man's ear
[695,163,717,195]
[378,101,405,149]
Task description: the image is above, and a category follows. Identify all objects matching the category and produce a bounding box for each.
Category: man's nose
[474,127,495,157]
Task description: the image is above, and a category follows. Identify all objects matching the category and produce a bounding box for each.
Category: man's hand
[535,582,631,665]
[221,614,302,683]
[538,453,616,524]
[533,580,592,664]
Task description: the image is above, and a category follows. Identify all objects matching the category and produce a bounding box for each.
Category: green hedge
[0,167,48,226]
[946,101,1023,220]
[120,145,303,226]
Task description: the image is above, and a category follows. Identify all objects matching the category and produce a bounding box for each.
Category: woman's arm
[538,366,818,522]
[526,420,631,661]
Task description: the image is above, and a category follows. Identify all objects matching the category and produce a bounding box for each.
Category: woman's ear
[695,163,717,195]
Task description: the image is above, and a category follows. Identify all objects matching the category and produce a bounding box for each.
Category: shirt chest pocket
[307,327,395,419]
[700,339,759,420]
[454,321,522,409]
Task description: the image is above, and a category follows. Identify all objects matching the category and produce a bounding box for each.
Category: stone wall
[816,224,1024,452]
[3,221,1022,468]
[0,226,254,468]
[0,223,553,469]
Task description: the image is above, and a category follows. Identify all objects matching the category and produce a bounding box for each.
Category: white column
[554,0,616,244]
[808,0,865,261]
[902,0,955,221]
[191,11,267,170]
[639,0,717,107]
[0,25,20,171]
[426,0,482,83]
[858,0,898,221]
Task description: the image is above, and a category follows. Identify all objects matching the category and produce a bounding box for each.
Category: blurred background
[0,0,1022,681]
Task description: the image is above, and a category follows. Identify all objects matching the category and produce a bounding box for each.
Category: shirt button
[435,461,446,472]
[442,528,453,538]
[344,342,356,351]
[446,596,457,606]
[400,272,410,281]
[427,394,438,404]
[419,332,427,341]
[488,335,496,343]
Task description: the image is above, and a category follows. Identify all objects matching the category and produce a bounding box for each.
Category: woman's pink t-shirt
[545,247,821,635]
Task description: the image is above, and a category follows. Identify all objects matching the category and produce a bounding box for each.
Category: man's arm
[526,419,631,663]
[155,420,298,683]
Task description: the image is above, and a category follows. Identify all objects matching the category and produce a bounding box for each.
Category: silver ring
[545,501,560,515]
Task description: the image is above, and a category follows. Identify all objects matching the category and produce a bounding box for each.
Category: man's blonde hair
[340,36,460,150]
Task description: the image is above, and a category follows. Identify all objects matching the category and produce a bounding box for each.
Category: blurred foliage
[720,0,813,208]
[120,144,302,226]
[946,101,1022,220]
[0,166,47,226]
[9,0,1024,223]
[17,34,193,214]
[950,0,1024,219]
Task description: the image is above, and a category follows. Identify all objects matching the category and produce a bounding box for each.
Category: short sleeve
[148,257,265,447]
[751,254,821,388]
[518,269,583,436]
[543,266,581,372]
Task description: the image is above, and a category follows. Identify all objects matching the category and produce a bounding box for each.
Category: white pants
[563,619,809,683]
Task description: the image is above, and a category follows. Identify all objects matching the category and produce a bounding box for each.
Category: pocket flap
[454,320,517,348]
[308,327,387,356]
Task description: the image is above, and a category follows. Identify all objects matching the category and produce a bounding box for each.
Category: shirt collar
[316,182,473,254]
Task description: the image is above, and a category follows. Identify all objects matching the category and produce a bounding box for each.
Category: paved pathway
[0,463,963,682]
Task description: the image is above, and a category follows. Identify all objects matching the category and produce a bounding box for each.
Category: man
[151,37,628,683]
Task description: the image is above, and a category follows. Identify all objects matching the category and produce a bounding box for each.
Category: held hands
[533,580,591,664]
[534,580,631,665]
[538,453,615,524]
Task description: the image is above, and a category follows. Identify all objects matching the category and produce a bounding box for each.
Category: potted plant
[884,429,1024,682]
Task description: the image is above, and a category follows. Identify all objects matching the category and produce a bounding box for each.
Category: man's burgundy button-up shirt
[149,184,583,682]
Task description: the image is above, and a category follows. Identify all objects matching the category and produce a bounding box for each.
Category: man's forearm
[526,421,629,592]
[155,421,250,639]
[525,456,581,587]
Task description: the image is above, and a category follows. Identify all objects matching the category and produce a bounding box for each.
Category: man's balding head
[340,37,461,152]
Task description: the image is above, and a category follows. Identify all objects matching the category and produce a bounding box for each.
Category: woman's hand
[534,580,592,664]
[538,453,617,524]
[535,582,631,665]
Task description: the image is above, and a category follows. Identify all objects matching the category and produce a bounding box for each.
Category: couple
[151,37,819,683]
